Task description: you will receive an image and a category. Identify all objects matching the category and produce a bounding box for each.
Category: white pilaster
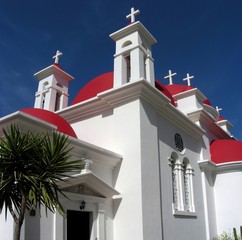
[145,54,155,86]
[113,54,128,87]
[97,203,106,240]
[130,47,145,82]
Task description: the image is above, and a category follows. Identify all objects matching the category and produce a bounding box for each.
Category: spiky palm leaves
[0,125,83,240]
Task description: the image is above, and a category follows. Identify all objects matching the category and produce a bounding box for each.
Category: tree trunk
[12,188,27,240]
[13,220,21,240]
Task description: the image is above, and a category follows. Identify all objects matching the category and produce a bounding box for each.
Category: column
[97,203,106,240]
[145,54,155,86]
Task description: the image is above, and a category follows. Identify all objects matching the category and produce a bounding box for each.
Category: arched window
[125,55,131,82]
[169,154,195,213]
[122,40,132,48]
[40,82,49,109]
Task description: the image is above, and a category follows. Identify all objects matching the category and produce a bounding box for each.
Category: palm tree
[0,125,83,240]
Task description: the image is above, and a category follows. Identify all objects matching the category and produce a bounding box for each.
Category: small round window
[174,133,185,154]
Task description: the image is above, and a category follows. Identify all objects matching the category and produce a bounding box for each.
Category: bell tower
[110,7,157,87]
[34,50,74,112]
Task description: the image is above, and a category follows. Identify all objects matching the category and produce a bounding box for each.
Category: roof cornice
[109,21,157,45]
[199,159,242,174]
[187,108,231,139]
[0,111,122,169]
[34,64,74,81]
[59,80,204,140]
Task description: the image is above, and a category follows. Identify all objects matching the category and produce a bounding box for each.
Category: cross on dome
[216,106,222,114]
[52,50,63,64]
[164,70,177,85]
[183,73,194,86]
[126,7,140,23]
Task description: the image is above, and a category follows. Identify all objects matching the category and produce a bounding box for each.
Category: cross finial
[164,70,177,85]
[126,7,140,23]
[183,73,194,86]
[216,106,222,114]
[52,50,63,64]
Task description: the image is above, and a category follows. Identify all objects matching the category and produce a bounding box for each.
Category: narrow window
[55,92,61,111]
[125,55,131,83]
[183,159,195,212]
[41,93,46,109]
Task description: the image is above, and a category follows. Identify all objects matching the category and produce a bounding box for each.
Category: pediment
[59,171,119,198]
[63,184,103,198]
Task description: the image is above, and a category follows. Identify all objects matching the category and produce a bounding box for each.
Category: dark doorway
[67,210,92,240]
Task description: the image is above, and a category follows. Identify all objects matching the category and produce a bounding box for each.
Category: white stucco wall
[0,211,14,240]
[214,171,242,235]
[72,100,144,240]
[156,112,208,240]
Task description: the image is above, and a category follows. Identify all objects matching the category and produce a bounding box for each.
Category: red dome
[21,108,77,138]
[71,72,113,105]
[71,72,175,105]
[210,139,242,164]
[165,84,193,96]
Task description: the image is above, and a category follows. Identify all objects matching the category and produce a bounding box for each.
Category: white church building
[1,8,242,240]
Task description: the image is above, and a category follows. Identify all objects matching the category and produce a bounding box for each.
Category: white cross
[126,7,140,23]
[52,50,63,64]
[183,73,194,86]
[216,106,222,114]
[164,70,177,85]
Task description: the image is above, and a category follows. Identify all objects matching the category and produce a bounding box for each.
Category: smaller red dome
[155,80,175,105]
[21,108,77,138]
[210,139,242,164]
[71,72,113,105]
[165,84,193,96]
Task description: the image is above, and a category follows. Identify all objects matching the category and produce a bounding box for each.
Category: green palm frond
[0,124,83,219]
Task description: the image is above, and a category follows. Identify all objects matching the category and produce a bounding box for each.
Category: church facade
[1,8,242,240]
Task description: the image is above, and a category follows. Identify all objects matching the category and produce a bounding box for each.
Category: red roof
[210,139,242,164]
[203,99,212,106]
[218,116,225,121]
[53,63,63,70]
[21,108,77,138]
[155,80,175,105]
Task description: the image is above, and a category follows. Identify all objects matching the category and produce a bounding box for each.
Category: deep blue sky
[0,0,242,139]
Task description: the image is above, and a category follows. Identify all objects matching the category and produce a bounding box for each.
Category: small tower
[34,50,74,112]
[110,7,157,87]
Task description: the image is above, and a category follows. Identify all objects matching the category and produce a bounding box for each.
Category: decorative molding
[198,160,242,174]
[63,184,103,197]
[173,209,197,218]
